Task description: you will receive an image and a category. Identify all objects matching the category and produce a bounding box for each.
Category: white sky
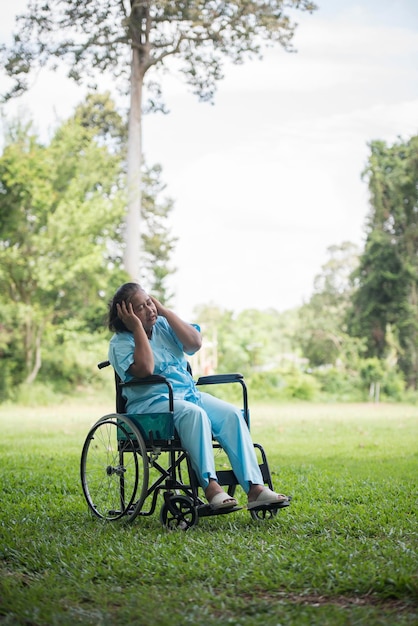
[1,0,418,319]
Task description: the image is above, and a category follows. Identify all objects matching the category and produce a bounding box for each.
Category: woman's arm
[151,297,202,354]
[116,301,154,378]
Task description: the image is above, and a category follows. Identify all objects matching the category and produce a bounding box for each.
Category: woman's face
[129,290,158,333]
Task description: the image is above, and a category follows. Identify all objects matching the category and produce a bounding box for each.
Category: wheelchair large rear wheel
[80,414,149,523]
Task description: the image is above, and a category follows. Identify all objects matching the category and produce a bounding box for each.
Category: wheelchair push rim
[80,414,149,522]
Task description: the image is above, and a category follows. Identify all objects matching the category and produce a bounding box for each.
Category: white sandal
[209,491,238,510]
[247,488,290,510]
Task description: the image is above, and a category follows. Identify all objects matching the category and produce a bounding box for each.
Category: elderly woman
[108,282,290,511]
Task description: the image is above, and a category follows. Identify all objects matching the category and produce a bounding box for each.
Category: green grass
[0,398,417,625]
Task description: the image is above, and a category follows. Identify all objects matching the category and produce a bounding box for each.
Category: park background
[1,0,418,403]
[0,2,417,624]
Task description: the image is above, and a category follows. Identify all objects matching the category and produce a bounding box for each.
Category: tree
[0,94,176,392]
[194,302,297,376]
[0,113,125,386]
[72,92,177,304]
[141,163,177,302]
[1,0,317,279]
[298,242,360,367]
[347,136,418,388]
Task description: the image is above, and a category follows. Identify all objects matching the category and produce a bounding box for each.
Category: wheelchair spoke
[80,416,149,522]
[160,495,198,530]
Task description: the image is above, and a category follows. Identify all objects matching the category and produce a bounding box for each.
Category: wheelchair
[80,362,289,529]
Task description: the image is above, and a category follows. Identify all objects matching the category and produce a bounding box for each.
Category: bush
[247,371,286,401]
[9,381,65,406]
[246,368,320,401]
[40,326,109,392]
[0,360,15,402]
[380,367,405,401]
[313,366,364,402]
[279,368,320,400]
[401,387,418,404]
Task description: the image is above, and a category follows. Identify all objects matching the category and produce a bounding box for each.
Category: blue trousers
[148,391,263,492]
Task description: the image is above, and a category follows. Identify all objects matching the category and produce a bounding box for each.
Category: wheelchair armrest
[121,375,174,412]
[121,374,171,387]
[196,373,244,385]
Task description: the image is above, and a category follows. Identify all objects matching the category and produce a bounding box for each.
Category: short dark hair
[108,282,144,332]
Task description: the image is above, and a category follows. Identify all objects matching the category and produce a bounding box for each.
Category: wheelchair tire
[249,507,279,521]
[80,414,149,523]
[160,495,198,530]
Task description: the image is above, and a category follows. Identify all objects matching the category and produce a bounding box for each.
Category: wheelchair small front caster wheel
[160,495,198,530]
[249,507,279,521]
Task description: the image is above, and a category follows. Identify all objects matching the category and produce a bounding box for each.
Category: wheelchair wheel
[80,414,149,523]
[249,507,278,521]
[160,495,198,530]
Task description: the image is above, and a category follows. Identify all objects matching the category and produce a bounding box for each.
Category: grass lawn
[0,397,417,625]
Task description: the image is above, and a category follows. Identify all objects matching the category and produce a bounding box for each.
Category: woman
[108,282,290,511]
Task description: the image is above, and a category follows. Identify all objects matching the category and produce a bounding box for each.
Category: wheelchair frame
[80,362,288,529]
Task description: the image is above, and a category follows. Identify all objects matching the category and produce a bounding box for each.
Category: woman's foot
[205,480,237,510]
[247,486,290,509]
[208,492,238,510]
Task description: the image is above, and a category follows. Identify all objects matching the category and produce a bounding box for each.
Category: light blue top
[108,317,201,412]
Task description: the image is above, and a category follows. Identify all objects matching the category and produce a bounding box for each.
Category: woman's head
[108,282,144,332]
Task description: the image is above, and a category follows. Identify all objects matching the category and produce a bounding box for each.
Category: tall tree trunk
[25,329,42,384]
[407,281,418,389]
[124,44,143,279]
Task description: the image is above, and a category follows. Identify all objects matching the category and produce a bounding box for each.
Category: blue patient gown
[108,317,264,492]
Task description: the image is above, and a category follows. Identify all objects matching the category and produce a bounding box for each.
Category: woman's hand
[150,295,167,317]
[149,296,202,353]
[116,301,142,332]
[117,300,154,378]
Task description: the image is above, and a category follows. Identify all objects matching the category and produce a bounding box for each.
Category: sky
[1,0,418,319]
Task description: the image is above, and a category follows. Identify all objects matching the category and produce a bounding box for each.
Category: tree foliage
[0,112,123,387]
[1,0,318,279]
[2,0,317,102]
[347,136,418,388]
[141,164,177,301]
[194,303,296,376]
[0,94,176,394]
[298,242,361,368]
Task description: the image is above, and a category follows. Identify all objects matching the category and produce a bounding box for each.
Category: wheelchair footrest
[247,499,291,512]
[197,504,243,517]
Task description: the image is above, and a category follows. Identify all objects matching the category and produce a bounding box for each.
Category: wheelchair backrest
[115,370,127,414]
[98,360,175,415]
